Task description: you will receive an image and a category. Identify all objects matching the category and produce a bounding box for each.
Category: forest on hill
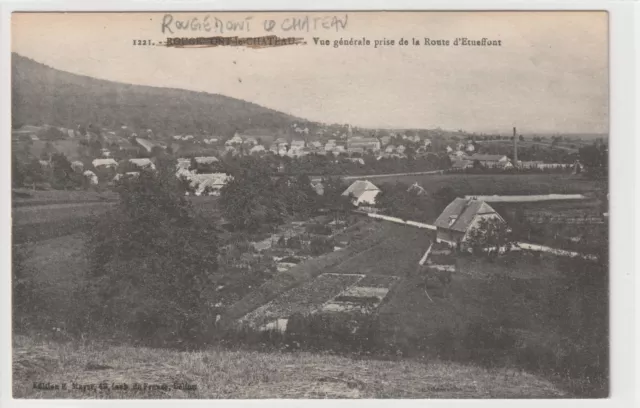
[11,53,309,137]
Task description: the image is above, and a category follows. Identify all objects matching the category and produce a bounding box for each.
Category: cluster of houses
[175,156,232,196]
[217,132,433,160]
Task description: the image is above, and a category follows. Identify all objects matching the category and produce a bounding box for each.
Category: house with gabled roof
[433,198,506,246]
[250,145,266,154]
[225,135,244,146]
[189,173,232,196]
[129,158,156,170]
[135,137,164,153]
[407,182,427,196]
[342,180,381,206]
[194,156,219,164]
[92,158,118,169]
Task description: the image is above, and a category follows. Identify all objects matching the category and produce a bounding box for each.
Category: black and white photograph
[8,9,618,400]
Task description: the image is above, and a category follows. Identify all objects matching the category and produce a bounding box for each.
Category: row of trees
[12,151,89,190]
[218,157,352,232]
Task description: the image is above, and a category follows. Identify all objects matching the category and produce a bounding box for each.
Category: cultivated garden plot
[240,273,365,330]
[321,275,400,313]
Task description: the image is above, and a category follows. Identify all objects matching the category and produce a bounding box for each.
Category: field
[12,203,114,244]
[357,173,605,196]
[240,273,366,329]
[223,220,431,322]
[12,193,220,244]
[476,139,580,153]
[227,218,608,396]
[13,335,567,399]
[491,198,605,219]
[12,189,118,207]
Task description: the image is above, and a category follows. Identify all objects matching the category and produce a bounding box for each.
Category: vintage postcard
[9,10,611,400]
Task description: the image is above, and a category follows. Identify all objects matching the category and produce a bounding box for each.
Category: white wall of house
[355,190,380,206]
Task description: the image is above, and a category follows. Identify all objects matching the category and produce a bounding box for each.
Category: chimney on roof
[513,126,518,165]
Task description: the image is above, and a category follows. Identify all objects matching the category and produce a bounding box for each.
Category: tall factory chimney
[513,126,518,165]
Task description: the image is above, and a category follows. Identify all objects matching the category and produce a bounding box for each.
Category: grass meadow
[359,173,605,196]
[13,334,567,399]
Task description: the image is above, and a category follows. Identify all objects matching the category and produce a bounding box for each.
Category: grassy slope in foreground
[13,335,568,399]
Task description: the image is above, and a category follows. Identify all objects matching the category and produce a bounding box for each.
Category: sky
[12,11,608,134]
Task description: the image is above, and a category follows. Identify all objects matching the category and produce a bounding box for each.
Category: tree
[288,174,317,217]
[519,135,525,142]
[86,160,219,345]
[51,153,81,190]
[579,143,608,178]
[24,158,46,187]
[321,177,352,222]
[465,218,515,259]
[219,159,284,231]
[36,126,65,141]
[150,146,165,158]
[434,186,458,212]
[12,153,25,187]
[40,142,56,161]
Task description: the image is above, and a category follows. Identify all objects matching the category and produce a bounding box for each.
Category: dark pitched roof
[433,198,499,232]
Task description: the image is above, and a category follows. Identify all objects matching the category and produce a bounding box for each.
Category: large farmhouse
[433,198,506,246]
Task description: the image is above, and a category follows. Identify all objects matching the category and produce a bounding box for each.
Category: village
[9,10,612,398]
[13,120,588,196]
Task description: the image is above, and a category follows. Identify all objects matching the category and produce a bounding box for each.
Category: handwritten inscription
[161,14,348,35]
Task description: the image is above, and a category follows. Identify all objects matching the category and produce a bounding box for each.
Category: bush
[308,237,334,256]
[305,223,332,235]
[286,236,302,249]
[286,311,381,353]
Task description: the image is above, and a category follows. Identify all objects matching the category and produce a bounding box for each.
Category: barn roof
[433,198,499,233]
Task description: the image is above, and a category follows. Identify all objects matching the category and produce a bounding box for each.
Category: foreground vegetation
[13,335,568,399]
[14,219,608,398]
